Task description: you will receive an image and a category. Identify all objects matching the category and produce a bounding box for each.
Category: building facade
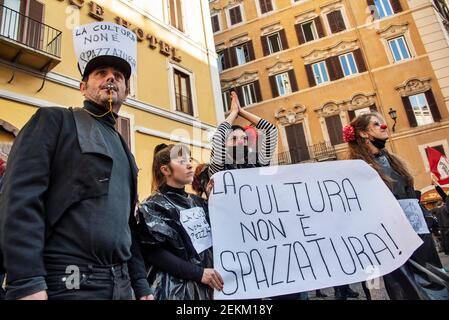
[0,0,223,198]
[210,0,449,200]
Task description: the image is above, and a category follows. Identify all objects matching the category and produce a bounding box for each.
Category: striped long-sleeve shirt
[209,119,278,177]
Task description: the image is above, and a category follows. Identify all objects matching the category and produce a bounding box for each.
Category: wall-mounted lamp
[388,108,397,132]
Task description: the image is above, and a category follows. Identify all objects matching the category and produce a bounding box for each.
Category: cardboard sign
[180,207,213,254]
[73,22,137,76]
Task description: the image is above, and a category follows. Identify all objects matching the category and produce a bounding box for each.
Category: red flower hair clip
[342,125,356,143]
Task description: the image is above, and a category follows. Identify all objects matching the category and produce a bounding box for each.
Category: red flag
[426,147,449,185]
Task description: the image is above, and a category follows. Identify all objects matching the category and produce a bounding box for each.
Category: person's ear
[359,130,369,139]
[160,165,171,177]
[80,81,87,96]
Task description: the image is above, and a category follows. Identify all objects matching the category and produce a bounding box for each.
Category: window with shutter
[425,89,442,122]
[315,16,325,38]
[1,0,22,40]
[339,53,358,77]
[402,96,417,127]
[325,115,344,145]
[261,35,270,56]
[241,82,257,106]
[326,56,344,81]
[407,93,434,126]
[169,0,184,32]
[305,64,316,87]
[388,36,411,62]
[115,116,131,149]
[374,0,394,18]
[312,61,329,85]
[173,68,193,115]
[348,110,356,121]
[217,50,226,72]
[287,70,298,92]
[25,0,44,50]
[300,20,319,42]
[259,0,273,14]
[211,14,220,33]
[353,48,367,73]
[234,42,250,65]
[391,0,403,14]
[246,41,255,61]
[267,32,282,54]
[222,90,231,112]
[274,72,292,96]
[327,10,346,34]
[279,29,288,50]
[253,80,262,102]
[269,75,278,98]
[229,5,243,25]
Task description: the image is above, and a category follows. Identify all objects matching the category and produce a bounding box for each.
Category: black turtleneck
[44,99,133,267]
[159,184,187,196]
[83,100,118,128]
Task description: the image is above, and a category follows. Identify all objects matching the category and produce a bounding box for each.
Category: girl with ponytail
[137,143,223,300]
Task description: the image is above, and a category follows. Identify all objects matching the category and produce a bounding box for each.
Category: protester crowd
[0,22,448,300]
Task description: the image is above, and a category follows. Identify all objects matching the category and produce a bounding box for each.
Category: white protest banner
[73,22,137,75]
[209,160,423,300]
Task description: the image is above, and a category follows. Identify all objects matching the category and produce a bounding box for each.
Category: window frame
[235,42,250,65]
[312,61,330,85]
[167,0,185,33]
[256,0,275,16]
[339,52,358,77]
[374,0,394,19]
[408,93,434,126]
[275,72,292,96]
[267,32,282,54]
[241,82,257,106]
[222,90,231,112]
[301,20,319,42]
[211,13,222,33]
[324,114,344,146]
[388,36,411,62]
[226,4,245,27]
[169,63,198,117]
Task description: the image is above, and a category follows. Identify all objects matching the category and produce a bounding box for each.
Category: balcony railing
[276,142,337,165]
[0,4,61,58]
[434,0,449,34]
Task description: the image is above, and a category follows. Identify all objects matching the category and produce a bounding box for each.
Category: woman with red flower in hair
[344,112,447,300]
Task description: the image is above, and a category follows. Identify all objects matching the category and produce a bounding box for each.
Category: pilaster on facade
[408,0,449,111]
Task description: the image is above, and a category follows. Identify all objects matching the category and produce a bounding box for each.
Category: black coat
[0,106,149,298]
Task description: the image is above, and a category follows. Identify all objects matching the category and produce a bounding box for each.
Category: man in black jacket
[0,22,152,300]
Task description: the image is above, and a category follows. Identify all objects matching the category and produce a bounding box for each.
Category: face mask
[226,146,248,164]
[371,137,387,149]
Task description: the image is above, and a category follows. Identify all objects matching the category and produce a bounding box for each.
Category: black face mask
[371,137,387,149]
[226,145,248,164]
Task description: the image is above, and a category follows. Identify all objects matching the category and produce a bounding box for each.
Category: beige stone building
[210,0,449,204]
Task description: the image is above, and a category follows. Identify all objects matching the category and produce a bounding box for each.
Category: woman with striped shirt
[209,92,278,177]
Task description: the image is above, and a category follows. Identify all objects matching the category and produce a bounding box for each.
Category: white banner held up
[209,160,423,300]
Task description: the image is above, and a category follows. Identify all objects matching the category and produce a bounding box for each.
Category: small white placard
[179,207,212,254]
[398,199,430,235]
[73,22,137,75]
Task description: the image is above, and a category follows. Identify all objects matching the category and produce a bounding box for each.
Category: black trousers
[46,263,133,300]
